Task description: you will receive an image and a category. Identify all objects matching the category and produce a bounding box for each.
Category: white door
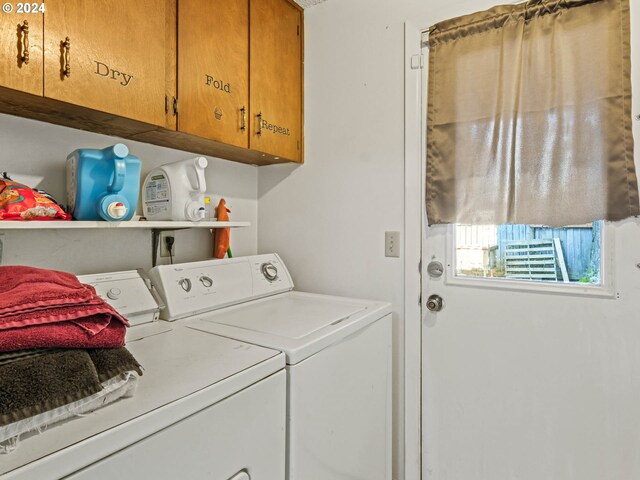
[420,8,640,479]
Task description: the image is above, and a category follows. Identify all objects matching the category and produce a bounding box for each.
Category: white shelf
[0,220,250,230]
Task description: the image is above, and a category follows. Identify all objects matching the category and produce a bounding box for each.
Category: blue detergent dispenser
[66,144,141,221]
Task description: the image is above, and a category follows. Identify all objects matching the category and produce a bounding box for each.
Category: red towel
[0,298,128,332]
[0,318,126,352]
[0,265,129,351]
[0,295,104,319]
[0,266,95,314]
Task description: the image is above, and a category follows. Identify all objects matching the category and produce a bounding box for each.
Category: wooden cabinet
[43,0,175,128]
[0,9,43,95]
[0,0,302,166]
[177,0,303,162]
[178,0,249,148]
[250,0,303,162]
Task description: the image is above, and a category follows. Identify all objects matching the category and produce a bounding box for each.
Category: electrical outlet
[160,231,175,258]
[385,231,400,258]
[0,234,4,264]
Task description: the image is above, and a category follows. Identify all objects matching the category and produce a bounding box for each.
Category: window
[455,222,602,285]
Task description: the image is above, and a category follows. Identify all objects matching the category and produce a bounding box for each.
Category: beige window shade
[425,0,638,226]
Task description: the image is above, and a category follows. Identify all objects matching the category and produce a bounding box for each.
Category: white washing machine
[149,254,393,480]
[2,270,286,480]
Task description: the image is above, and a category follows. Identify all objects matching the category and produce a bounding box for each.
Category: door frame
[403,21,426,480]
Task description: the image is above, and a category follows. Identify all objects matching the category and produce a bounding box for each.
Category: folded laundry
[0,299,127,332]
[87,346,143,383]
[0,265,130,351]
[0,319,126,352]
[0,347,143,451]
[0,266,143,452]
[1,372,139,453]
[0,292,102,318]
[0,349,103,427]
[0,266,95,314]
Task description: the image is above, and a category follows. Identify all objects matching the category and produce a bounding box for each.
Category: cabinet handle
[240,106,247,131]
[256,112,263,136]
[20,20,29,65]
[62,37,71,77]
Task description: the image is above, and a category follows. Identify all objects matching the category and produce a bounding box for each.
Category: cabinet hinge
[297,25,300,36]
[172,97,178,116]
[418,259,422,274]
[165,95,169,114]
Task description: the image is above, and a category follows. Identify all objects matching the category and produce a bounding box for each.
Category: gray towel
[0,347,143,426]
[0,349,102,426]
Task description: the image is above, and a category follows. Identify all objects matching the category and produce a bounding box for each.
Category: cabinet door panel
[0,11,43,95]
[44,0,168,126]
[178,0,249,148]
[250,0,302,162]
[164,0,178,130]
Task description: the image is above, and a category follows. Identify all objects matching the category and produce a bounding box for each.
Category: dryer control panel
[77,270,160,326]
[148,254,294,321]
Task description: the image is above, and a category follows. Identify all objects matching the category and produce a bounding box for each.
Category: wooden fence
[497,225,594,281]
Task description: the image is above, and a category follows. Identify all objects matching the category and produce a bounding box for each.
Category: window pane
[454,222,601,285]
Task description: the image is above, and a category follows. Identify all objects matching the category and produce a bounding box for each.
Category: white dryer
[149,254,393,480]
[2,271,286,480]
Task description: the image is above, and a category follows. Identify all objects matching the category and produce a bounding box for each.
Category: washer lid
[212,294,367,338]
[189,291,392,365]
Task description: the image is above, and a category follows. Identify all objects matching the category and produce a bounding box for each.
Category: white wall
[258,2,447,478]
[0,114,258,274]
[259,3,413,478]
[258,1,640,479]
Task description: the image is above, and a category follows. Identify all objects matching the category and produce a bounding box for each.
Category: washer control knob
[179,278,192,292]
[200,275,213,288]
[261,262,278,281]
[106,287,121,300]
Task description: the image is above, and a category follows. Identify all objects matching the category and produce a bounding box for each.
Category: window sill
[445,274,615,299]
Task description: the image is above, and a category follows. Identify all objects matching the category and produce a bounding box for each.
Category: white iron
[142,157,208,221]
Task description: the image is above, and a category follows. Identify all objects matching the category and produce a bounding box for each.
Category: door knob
[426,294,443,312]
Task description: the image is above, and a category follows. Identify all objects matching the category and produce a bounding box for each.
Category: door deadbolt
[426,294,443,312]
[427,261,444,278]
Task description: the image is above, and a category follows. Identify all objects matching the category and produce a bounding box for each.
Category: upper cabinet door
[0,8,43,95]
[44,0,171,127]
[250,0,302,162]
[178,0,249,148]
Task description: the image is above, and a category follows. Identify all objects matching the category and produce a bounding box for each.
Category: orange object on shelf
[213,199,231,259]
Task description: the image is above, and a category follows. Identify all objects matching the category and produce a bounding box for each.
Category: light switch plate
[385,231,400,258]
